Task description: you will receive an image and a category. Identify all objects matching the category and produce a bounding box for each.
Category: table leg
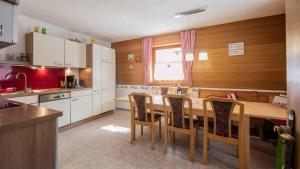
[241,116,250,169]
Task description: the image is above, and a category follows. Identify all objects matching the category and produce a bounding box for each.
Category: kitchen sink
[0,100,22,109]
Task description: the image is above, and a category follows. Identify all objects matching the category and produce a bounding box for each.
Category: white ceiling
[20,0,285,43]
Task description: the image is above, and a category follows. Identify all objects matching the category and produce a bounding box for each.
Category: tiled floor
[58,109,276,169]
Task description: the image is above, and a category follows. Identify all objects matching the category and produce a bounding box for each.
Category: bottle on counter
[177,84,182,95]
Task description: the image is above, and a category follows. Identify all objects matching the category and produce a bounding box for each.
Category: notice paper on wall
[229,42,244,56]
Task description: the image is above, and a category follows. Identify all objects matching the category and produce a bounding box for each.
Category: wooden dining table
[115,95,287,169]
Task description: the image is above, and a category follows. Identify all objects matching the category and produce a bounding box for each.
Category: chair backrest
[163,94,193,129]
[181,88,188,95]
[129,93,154,122]
[161,87,169,95]
[203,97,244,138]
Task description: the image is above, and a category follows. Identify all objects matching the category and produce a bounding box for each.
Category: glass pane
[154,47,184,81]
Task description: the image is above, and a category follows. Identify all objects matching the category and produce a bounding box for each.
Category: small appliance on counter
[66,75,75,88]
[65,76,84,89]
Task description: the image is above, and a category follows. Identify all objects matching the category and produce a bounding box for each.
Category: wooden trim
[58,111,113,132]
[207,133,239,145]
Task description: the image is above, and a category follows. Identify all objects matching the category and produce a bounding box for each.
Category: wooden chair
[162,94,199,162]
[161,87,169,95]
[202,97,244,167]
[129,93,162,149]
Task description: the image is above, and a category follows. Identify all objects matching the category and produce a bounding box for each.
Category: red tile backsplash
[0,65,65,91]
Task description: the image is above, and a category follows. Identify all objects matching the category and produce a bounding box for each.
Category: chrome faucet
[16,72,29,93]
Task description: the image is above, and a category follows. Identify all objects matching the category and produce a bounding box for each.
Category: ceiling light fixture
[174,7,206,18]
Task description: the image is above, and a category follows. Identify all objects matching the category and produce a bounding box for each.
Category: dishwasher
[39,92,71,128]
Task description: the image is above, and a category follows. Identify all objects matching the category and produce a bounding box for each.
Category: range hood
[0,0,19,49]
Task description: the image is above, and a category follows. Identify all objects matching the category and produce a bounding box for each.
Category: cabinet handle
[0,25,3,29]
[72,99,78,101]
[0,31,2,37]
[54,62,63,66]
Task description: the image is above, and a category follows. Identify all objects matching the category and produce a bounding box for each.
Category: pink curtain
[181,30,196,87]
[142,37,153,86]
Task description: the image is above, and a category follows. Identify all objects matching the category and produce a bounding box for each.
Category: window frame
[150,45,184,86]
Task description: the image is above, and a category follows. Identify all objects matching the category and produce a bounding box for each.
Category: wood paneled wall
[112,14,286,90]
[286,0,300,168]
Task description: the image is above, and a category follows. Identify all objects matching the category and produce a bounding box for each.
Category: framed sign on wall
[229,42,245,56]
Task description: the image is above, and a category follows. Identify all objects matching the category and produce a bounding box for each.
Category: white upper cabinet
[0,1,18,46]
[101,46,115,63]
[65,40,86,68]
[0,1,13,44]
[26,32,65,67]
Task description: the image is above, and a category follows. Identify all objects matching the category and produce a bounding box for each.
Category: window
[153,47,184,81]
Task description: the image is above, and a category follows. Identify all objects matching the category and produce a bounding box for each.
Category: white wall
[286,0,300,168]
[0,14,111,60]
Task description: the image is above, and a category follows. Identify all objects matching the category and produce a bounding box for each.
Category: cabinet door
[32,33,64,67]
[71,95,92,123]
[92,45,102,94]
[102,91,115,113]
[101,46,115,63]
[93,93,102,115]
[101,62,116,113]
[65,40,86,68]
[0,1,13,43]
[102,62,116,93]
[40,99,71,127]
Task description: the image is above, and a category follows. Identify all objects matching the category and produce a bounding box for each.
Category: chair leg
[236,145,239,157]
[130,122,135,144]
[151,125,156,150]
[195,128,199,150]
[163,116,168,153]
[203,131,208,164]
[141,125,143,135]
[163,129,168,153]
[172,132,176,148]
[159,118,162,139]
[190,132,195,162]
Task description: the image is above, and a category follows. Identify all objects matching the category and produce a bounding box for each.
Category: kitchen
[0,0,299,169]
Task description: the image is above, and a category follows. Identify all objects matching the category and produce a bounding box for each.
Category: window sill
[149,80,184,86]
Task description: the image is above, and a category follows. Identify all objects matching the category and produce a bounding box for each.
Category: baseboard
[58,110,114,132]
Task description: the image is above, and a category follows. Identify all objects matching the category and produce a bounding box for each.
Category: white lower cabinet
[40,99,71,127]
[93,93,102,115]
[101,91,115,113]
[71,95,93,123]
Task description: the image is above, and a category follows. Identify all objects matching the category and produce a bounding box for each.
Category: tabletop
[116,95,287,120]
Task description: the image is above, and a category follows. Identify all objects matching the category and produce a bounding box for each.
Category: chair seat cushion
[136,113,161,122]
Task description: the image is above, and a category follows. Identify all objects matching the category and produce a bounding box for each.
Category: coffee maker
[66,75,75,88]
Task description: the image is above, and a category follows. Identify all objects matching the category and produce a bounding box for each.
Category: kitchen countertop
[0,87,92,100]
[0,87,91,132]
[0,101,62,132]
